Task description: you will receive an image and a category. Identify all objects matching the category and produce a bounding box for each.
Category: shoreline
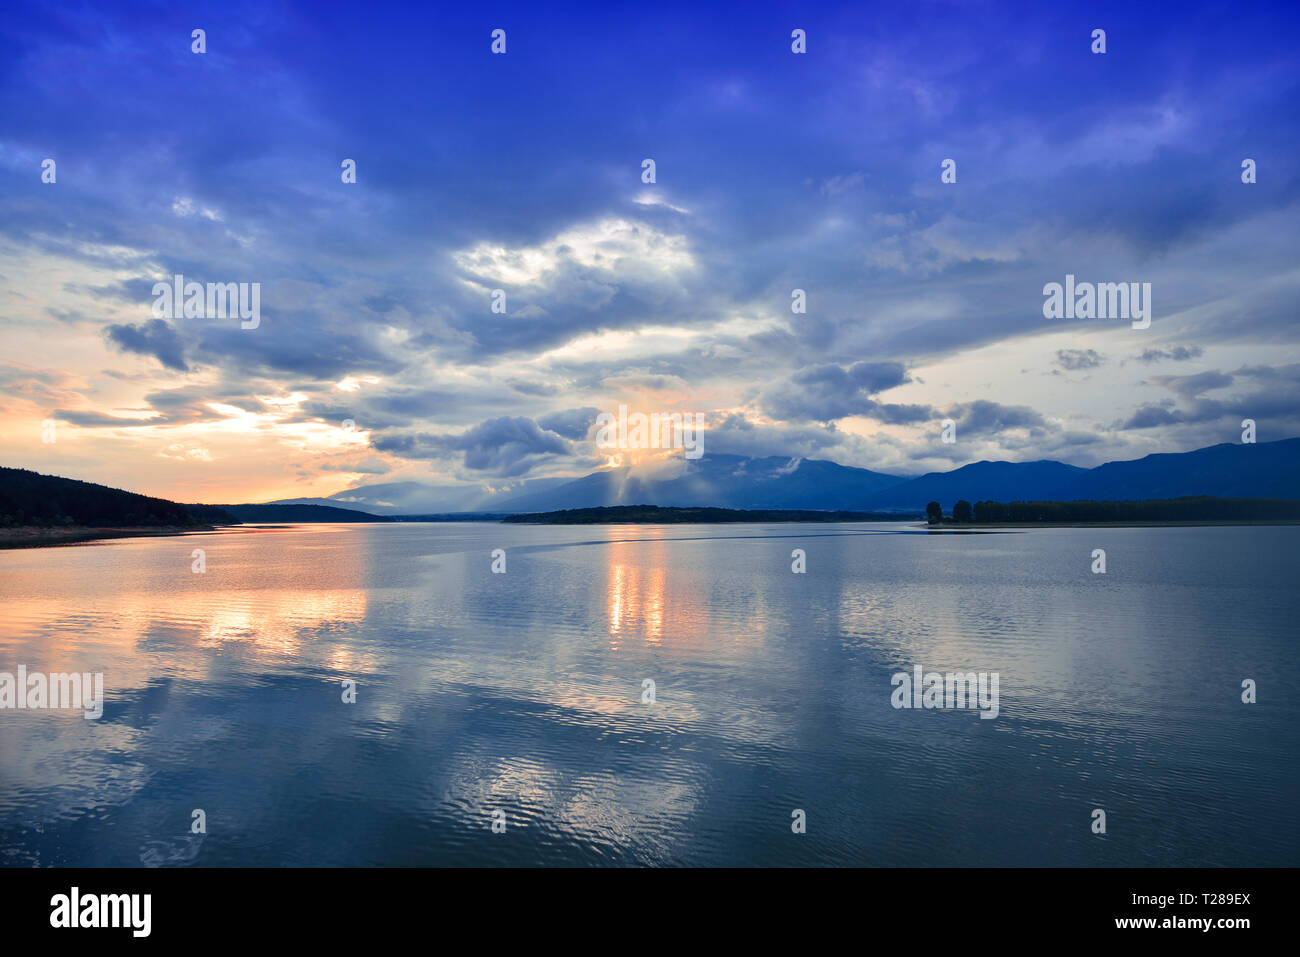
[4,518,1296,548]
[0,525,219,549]
[925,519,1300,529]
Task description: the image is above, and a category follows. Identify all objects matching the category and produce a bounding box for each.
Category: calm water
[1,522,1296,867]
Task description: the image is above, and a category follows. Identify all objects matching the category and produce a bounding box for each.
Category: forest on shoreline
[926,496,1300,525]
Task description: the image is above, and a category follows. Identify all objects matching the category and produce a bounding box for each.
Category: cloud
[1152,370,1234,400]
[1119,363,1300,433]
[3,0,1299,501]
[1134,345,1203,363]
[103,320,189,372]
[454,218,694,287]
[537,407,600,440]
[1054,349,1105,371]
[1121,404,1186,429]
[816,171,866,197]
[53,409,157,427]
[761,361,928,423]
[948,400,1047,436]
[373,416,573,477]
[449,417,571,475]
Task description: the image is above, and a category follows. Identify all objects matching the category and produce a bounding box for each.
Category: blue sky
[2,0,1298,502]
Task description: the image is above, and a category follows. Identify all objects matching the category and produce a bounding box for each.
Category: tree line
[926,496,1300,524]
[505,505,915,524]
[0,467,212,528]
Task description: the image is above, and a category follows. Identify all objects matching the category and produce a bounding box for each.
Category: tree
[926,501,943,524]
[953,500,973,523]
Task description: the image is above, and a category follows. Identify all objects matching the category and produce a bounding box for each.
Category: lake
[1,522,1296,866]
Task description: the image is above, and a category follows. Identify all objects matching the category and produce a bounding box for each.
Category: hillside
[495,454,903,512]
[206,503,391,523]
[862,460,1088,510]
[0,467,234,528]
[305,438,1298,515]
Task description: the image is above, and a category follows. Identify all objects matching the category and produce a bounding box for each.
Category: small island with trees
[503,505,916,524]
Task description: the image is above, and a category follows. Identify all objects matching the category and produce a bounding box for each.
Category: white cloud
[454,217,695,286]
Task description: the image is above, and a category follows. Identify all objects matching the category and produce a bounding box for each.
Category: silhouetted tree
[953,500,973,523]
[926,501,943,524]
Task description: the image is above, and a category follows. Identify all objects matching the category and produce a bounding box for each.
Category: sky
[2,0,1298,504]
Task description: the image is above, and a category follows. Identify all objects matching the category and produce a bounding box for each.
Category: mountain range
[267,437,1300,515]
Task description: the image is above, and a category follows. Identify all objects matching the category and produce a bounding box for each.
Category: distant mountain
[867,438,1300,510]
[0,467,234,528]
[261,495,383,514]
[270,477,573,515]
[860,460,1090,510]
[1060,440,1300,501]
[208,503,390,523]
[256,436,1300,518]
[494,455,903,512]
